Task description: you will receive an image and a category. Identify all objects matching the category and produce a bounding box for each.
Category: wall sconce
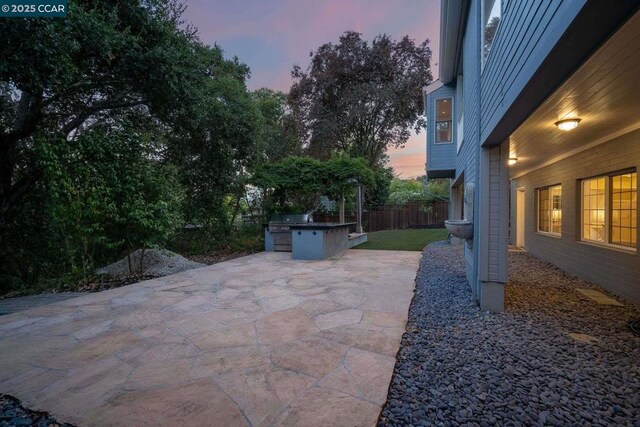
[554,118,581,131]
[508,157,518,166]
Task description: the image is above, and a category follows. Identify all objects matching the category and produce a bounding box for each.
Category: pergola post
[356,184,363,233]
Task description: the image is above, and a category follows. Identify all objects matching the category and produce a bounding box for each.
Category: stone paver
[0,249,420,426]
[576,288,625,306]
[0,293,83,316]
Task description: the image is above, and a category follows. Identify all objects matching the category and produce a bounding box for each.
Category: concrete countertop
[289,222,356,230]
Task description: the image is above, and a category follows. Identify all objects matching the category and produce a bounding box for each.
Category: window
[611,172,637,247]
[482,0,501,66]
[435,98,452,143]
[538,185,562,235]
[582,171,637,249]
[456,75,464,152]
[582,177,607,242]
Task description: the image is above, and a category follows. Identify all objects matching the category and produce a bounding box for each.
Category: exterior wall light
[508,157,518,165]
[554,118,581,131]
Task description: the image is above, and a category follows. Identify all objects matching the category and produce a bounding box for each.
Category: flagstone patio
[0,249,420,426]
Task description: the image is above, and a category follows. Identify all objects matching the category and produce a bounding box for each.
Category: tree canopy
[0,0,256,226]
[289,31,432,166]
[252,156,375,213]
[251,88,302,164]
[0,2,427,295]
[386,178,450,206]
[0,0,263,292]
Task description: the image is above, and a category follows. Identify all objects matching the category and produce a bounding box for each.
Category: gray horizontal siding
[511,129,640,304]
[480,0,586,144]
[459,0,481,293]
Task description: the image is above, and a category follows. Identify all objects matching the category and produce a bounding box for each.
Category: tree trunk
[339,191,345,223]
[0,90,44,225]
[230,193,242,225]
[356,184,363,233]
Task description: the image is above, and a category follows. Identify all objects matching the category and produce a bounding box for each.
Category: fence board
[316,201,448,232]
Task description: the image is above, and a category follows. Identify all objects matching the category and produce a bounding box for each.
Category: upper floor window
[582,171,637,249]
[482,0,501,65]
[538,185,562,235]
[456,75,464,152]
[435,98,453,143]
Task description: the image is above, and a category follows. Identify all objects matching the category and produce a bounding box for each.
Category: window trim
[580,169,637,252]
[434,97,454,145]
[536,184,562,237]
[481,0,503,72]
[456,75,464,153]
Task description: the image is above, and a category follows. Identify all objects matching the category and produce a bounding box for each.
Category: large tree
[289,31,432,166]
[0,0,261,290]
[43,115,185,277]
[251,88,302,164]
[0,0,254,230]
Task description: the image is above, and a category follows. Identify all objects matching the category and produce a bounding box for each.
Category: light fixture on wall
[508,157,518,166]
[554,118,581,131]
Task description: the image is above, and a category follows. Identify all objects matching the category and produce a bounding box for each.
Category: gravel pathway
[379,242,640,426]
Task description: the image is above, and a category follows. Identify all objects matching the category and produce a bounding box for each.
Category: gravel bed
[379,241,640,426]
[0,394,73,426]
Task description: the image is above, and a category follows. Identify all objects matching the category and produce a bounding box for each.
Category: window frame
[536,184,562,237]
[481,0,503,71]
[456,75,464,153]
[434,97,454,145]
[580,169,637,251]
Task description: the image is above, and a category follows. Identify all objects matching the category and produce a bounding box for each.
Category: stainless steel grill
[267,213,313,251]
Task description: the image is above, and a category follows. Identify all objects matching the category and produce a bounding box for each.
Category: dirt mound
[96,248,205,278]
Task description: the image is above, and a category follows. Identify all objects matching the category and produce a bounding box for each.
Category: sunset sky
[183,0,441,178]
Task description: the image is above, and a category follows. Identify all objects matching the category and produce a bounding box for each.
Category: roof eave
[439,0,468,84]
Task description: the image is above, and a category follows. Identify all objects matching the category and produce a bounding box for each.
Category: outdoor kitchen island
[265,215,366,260]
[289,222,354,260]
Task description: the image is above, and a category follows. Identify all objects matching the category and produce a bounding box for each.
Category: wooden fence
[317,201,448,232]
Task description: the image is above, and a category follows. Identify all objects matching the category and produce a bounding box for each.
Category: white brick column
[476,141,510,312]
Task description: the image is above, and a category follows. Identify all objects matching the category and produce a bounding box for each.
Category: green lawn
[354,228,448,251]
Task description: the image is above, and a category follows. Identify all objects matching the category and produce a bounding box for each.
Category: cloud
[182,0,439,175]
[388,131,426,178]
[185,0,440,90]
[389,154,426,179]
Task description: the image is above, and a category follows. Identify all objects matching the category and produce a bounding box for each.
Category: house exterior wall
[510,130,640,304]
[476,143,509,311]
[426,84,457,177]
[429,0,638,311]
[485,144,509,284]
[456,0,481,296]
[480,0,586,144]
[454,0,510,308]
